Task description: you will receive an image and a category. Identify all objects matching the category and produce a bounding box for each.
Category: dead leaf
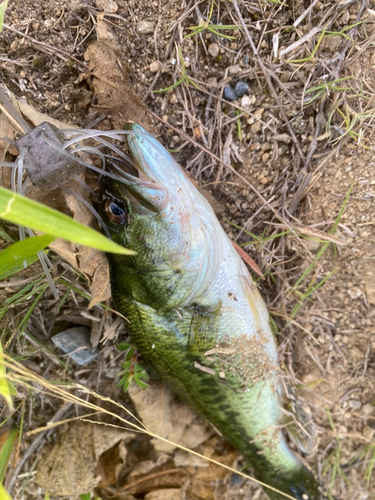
[144,489,183,500]
[95,439,127,487]
[81,18,154,131]
[128,380,213,453]
[122,465,187,495]
[185,437,237,500]
[9,93,76,130]
[36,421,134,497]
[49,176,111,307]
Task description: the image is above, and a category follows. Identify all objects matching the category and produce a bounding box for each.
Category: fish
[98,123,322,500]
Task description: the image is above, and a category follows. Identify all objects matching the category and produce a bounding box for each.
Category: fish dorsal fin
[281,387,317,455]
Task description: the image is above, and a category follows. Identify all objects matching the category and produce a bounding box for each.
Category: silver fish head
[99,123,222,310]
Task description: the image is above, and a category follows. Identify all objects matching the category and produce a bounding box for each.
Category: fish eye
[104,198,127,225]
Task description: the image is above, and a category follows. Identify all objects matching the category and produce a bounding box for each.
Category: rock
[228,64,241,74]
[250,142,260,151]
[261,153,270,163]
[242,54,250,65]
[234,81,249,97]
[223,85,237,101]
[241,94,255,108]
[208,43,219,58]
[137,20,154,34]
[149,61,161,73]
[250,122,262,134]
[253,108,265,119]
[362,403,375,415]
[95,0,118,12]
[365,277,375,305]
[349,400,362,410]
[363,425,375,440]
[259,177,268,185]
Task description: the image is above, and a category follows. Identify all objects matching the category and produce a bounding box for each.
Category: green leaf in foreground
[0,483,12,500]
[0,235,54,280]
[0,187,135,255]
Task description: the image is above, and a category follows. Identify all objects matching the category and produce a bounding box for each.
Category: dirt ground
[1,0,375,499]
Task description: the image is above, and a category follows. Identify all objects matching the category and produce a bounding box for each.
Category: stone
[362,403,375,415]
[223,85,237,101]
[250,122,262,134]
[95,0,118,12]
[137,20,154,34]
[52,327,99,366]
[228,64,241,74]
[234,81,249,97]
[208,43,219,57]
[149,61,161,73]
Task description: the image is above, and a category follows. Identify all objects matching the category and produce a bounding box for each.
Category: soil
[1,0,375,500]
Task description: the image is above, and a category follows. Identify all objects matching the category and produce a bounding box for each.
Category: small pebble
[250,122,262,134]
[234,81,249,97]
[95,0,118,12]
[241,94,255,108]
[223,85,237,101]
[149,61,161,73]
[243,55,250,65]
[137,20,154,34]
[261,153,270,163]
[208,43,219,58]
[349,400,362,410]
[250,142,260,151]
[169,94,178,104]
[228,64,241,74]
[259,177,268,185]
[362,403,375,415]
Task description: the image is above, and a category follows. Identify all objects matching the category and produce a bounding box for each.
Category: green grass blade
[0,428,17,483]
[153,77,185,93]
[0,226,13,243]
[0,187,134,255]
[0,235,54,280]
[0,483,12,500]
[0,0,8,33]
[0,341,13,409]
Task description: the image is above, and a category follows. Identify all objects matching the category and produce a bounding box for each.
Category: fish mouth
[106,123,169,213]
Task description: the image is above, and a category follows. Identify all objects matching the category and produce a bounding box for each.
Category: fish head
[98,123,220,310]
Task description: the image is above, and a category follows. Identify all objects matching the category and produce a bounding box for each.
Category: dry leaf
[81,19,154,131]
[128,380,213,453]
[144,489,183,500]
[185,437,237,500]
[37,421,134,497]
[48,176,111,307]
[9,93,76,130]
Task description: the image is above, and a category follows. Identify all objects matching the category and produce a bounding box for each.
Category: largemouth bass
[98,123,322,500]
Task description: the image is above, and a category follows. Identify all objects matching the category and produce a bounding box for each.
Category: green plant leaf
[0,483,12,500]
[0,235,54,280]
[0,428,17,483]
[0,187,135,255]
[0,0,8,33]
[0,342,13,409]
[0,226,13,243]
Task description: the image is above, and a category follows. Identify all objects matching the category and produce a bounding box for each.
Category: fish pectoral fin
[282,394,317,455]
[187,301,222,354]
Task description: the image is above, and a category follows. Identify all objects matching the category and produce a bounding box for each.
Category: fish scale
[99,123,323,500]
